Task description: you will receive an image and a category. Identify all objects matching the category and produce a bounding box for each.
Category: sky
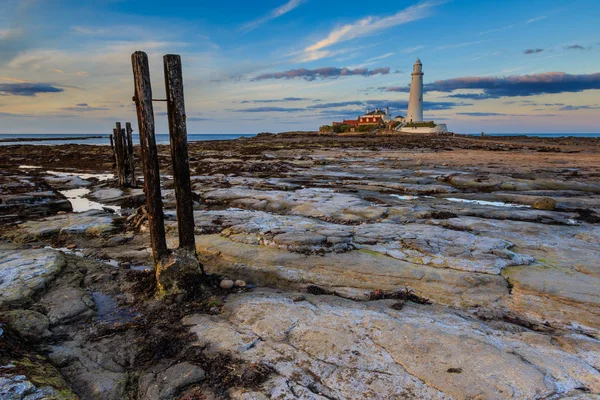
[1,0,599,134]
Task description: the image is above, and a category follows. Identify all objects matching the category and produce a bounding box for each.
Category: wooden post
[125,122,136,187]
[113,127,123,185]
[120,127,129,185]
[109,134,116,166]
[164,54,196,253]
[132,51,168,263]
[115,122,127,186]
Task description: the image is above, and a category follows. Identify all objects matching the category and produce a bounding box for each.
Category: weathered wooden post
[113,127,123,185]
[120,126,130,185]
[125,122,136,187]
[164,54,196,253]
[109,134,116,166]
[114,122,128,186]
[131,51,168,264]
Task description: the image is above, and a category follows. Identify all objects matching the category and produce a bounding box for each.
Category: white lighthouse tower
[407,58,424,122]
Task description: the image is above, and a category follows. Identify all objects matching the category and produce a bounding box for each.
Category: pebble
[57,211,67,215]
[120,262,131,269]
[533,197,557,211]
[234,280,246,288]
[110,270,119,277]
[292,295,306,302]
[220,279,234,289]
[66,243,77,249]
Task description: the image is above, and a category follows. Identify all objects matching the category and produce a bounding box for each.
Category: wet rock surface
[0,134,599,398]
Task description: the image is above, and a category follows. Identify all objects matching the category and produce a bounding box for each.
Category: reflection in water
[59,187,121,214]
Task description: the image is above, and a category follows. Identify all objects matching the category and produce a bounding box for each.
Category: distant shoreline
[0,135,105,143]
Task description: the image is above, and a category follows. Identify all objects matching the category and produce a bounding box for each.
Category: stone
[0,310,51,341]
[39,286,96,326]
[234,280,246,288]
[4,210,119,242]
[0,374,68,400]
[0,244,66,310]
[220,279,234,289]
[139,362,205,400]
[533,197,557,210]
[185,289,600,399]
[197,234,508,309]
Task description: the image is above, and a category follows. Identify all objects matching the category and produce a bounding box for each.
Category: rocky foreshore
[1,133,599,399]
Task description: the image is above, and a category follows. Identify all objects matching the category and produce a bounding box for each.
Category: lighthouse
[407,58,424,122]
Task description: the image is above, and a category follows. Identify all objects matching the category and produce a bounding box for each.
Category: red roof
[342,119,359,126]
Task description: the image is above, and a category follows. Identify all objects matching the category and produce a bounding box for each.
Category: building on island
[327,59,449,134]
[332,108,392,132]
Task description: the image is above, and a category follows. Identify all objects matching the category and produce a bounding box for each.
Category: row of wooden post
[131,51,197,271]
[109,122,136,187]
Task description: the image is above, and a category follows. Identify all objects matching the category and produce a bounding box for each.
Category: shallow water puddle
[444,198,530,208]
[47,170,115,182]
[390,194,530,208]
[60,187,121,214]
[92,292,140,324]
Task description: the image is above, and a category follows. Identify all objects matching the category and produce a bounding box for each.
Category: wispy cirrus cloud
[384,72,600,99]
[307,101,365,109]
[240,0,306,33]
[252,66,390,81]
[301,1,441,61]
[240,97,310,104]
[526,16,547,24]
[477,25,514,36]
[565,44,586,51]
[524,48,544,55]
[559,105,600,111]
[437,40,488,51]
[458,112,557,117]
[234,107,305,113]
[404,45,425,54]
[61,103,109,112]
[0,82,64,96]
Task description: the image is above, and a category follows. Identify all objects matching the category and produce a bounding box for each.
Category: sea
[0,133,598,146]
[0,133,256,146]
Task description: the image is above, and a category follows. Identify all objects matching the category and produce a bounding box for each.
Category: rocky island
[1,133,599,399]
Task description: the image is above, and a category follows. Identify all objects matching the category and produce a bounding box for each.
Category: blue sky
[1,0,599,133]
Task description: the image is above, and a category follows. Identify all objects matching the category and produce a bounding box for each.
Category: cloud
[0,82,64,96]
[302,1,440,60]
[565,45,586,50]
[526,16,547,24]
[458,112,557,117]
[446,93,496,100]
[458,112,514,117]
[437,40,488,51]
[524,48,544,55]
[559,105,600,111]
[234,107,305,113]
[385,72,600,99]
[252,67,390,81]
[307,101,365,109]
[241,0,306,33]
[240,97,310,104]
[61,104,109,112]
[365,52,395,62]
[477,25,514,36]
[404,45,425,54]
